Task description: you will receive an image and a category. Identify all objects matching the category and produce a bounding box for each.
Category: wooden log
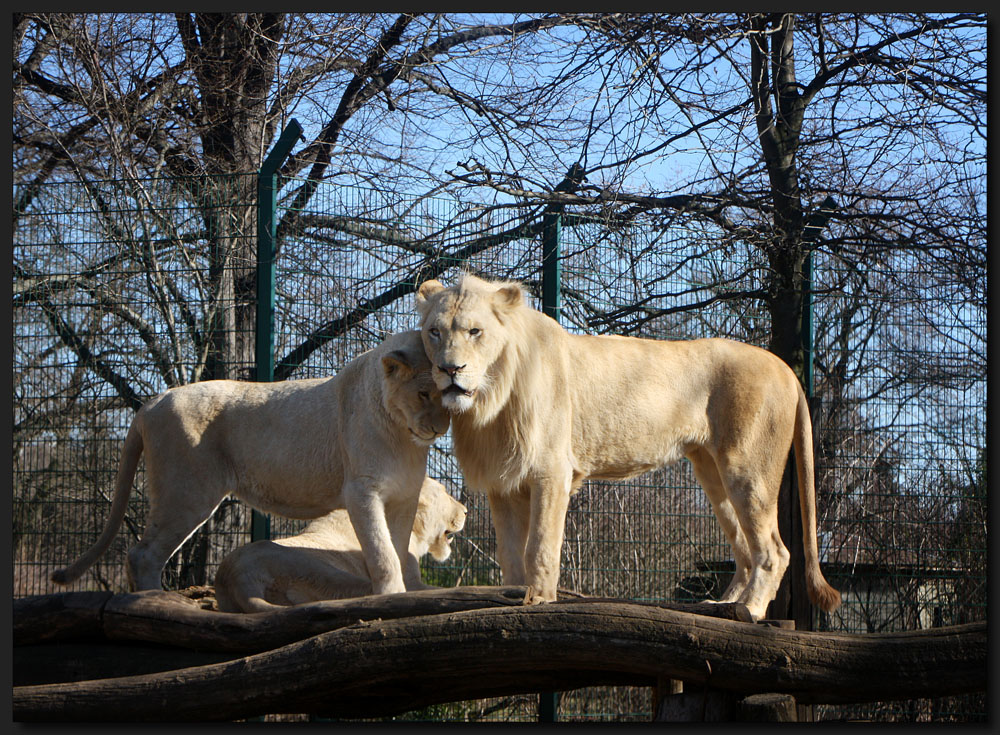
[14,586,752,653]
[12,590,113,644]
[13,601,985,722]
[13,643,238,686]
[12,586,750,688]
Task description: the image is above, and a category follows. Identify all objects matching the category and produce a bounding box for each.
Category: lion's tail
[50,420,144,586]
[792,385,842,613]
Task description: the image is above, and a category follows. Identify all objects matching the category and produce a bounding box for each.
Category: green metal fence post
[779,195,837,636]
[539,211,562,722]
[801,195,836,401]
[252,119,303,542]
[541,212,562,322]
[803,250,813,397]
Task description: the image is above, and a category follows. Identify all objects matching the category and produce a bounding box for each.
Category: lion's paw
[522,586,553,605]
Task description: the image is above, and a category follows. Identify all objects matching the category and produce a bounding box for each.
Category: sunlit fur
[416,274,841,620]
[50,331,450,597]
[419,275,556,490]
[214,477,467,613]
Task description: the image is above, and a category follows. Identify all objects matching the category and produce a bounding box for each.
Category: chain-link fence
[13,171,986,722]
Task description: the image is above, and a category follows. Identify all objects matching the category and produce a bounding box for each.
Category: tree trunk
[171,15,286,582]
[749,13,816,629]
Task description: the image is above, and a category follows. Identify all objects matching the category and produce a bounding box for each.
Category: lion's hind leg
[127,466,229,590]
[688,448,752,604]
[721,470,789,621]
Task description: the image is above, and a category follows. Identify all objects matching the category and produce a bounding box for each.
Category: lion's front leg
[387,492,423,591]
[344,480,410,596]
[521,474,572,605]
[487,488,530,585]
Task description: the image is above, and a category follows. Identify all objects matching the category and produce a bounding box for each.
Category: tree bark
[13,643,238,687]
[13,589,985,721]
[13,586,749,652]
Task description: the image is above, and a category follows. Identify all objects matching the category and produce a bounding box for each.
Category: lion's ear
[382,350,416,379]
[495,283,525,310]
[416,280,445,313]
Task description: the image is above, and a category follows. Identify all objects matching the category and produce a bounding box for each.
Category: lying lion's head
[415,274,526,416]
[412,478,467,561]
[381,337,451,446]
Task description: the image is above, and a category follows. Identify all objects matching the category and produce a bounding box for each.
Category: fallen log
[14,643,238,687]
[12,590,114,645]
[13,587,752,686]
[13,599,985,721]
[14,586,751,653]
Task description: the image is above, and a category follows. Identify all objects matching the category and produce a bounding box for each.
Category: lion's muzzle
[441,382,476,412]
[443,383,473,398]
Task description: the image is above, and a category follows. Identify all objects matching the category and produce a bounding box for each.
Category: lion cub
[214,477,467,613]
[51,330,450,596]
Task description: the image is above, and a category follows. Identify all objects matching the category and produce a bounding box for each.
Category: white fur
[416,274,841,620]
[51,331,450,597]
[214,477,467,612]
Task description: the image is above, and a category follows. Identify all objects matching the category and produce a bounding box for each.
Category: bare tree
[18,12,983,388]
[13,11,605,589]
[445,13,984,377]
[14,13,984,638]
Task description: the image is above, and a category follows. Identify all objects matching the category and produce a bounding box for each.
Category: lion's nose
[439,363,465,378]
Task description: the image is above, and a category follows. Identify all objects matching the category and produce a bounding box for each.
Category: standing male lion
[416,274,840,620]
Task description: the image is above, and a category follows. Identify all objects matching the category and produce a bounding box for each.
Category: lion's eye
[418,391,430,401]
[428,327,440,340]
[469,327,481,337]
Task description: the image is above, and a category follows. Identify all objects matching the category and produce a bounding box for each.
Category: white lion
[51,330,450,597]
[416,274,840,620]
[214,477,467,612]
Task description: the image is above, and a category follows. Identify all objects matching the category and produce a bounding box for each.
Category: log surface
[13,589,986,722]
[13,643,238,687]
[14,586,751,652]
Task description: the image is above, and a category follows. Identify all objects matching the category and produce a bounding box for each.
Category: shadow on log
[13,587,986,722]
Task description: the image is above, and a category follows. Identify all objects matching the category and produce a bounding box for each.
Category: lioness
[416,274,840,620]
[214,477,467,612]
[51,330,450,596]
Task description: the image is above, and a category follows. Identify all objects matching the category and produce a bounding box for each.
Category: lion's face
[381,349,450,446]
[415,275,525,414]
[413,479,467,561]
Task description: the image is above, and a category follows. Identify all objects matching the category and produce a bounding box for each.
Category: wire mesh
[12,176,985,722]
[14,174,259,594]
[808,248,986,721]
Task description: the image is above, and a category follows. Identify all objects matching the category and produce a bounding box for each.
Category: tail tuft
[808,576,842,613]
[50,568,70,586]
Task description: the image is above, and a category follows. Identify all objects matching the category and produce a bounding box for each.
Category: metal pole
[803,249,814,399]
[541,213,562,321]
[801,195,835,400]
[252,119,302,542]
[255,119,303,383]
[539,212,561,722]
[782,196,836,630]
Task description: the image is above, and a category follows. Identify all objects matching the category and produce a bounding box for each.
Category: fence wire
[12,174,986,722]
